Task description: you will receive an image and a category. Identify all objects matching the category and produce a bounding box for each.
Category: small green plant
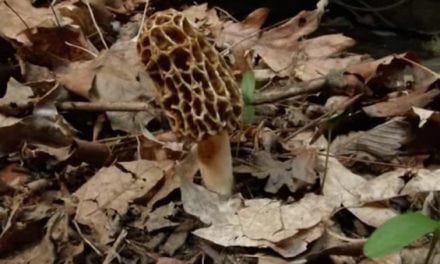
[240,70,255,124]
[364,212,440,264]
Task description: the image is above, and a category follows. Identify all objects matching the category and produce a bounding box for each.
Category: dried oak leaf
[319,157,397,227]
[216,5,355,76]
[181,181,332,257]
[74,160,172,247]
[235,150,316,193]
[363,89,440,118]
[0,1,96,67]
[216,8,269,71]
[0,0,54,44]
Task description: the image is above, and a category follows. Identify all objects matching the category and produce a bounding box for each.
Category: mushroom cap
[137,9,242,141]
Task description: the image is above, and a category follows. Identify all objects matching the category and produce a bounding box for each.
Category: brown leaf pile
[0,0,440,263]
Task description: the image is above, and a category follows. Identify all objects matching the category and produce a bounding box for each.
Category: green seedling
[364,212,440,264]
[240,70,255,124]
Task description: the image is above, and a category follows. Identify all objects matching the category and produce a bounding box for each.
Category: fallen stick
[253,77,327,105]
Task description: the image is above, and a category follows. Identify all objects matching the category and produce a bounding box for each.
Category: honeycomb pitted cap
[137,9,242,141]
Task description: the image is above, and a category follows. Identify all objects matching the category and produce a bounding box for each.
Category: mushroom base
[197,130,233,196]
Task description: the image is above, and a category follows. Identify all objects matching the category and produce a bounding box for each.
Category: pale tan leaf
[319,157,397,226]
[300,34,355,59]
[402,168,440,195]
[182,181,333,257]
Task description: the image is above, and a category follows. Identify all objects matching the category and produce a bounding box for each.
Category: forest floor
[0,0,440,263]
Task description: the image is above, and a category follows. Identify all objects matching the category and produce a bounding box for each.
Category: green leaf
[241,70,255,105]
[242,104,255,124]
[364,212,439,258]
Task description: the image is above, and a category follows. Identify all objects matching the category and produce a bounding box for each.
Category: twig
[214,6,239,22]
[102,229,127,264]
[135,0,149,41]
[284,114,328,141]
[335,0,396,28]
[253,77,326,105]
[333,0,408,12]
[50,1,61,27]
[3,0,29,29]
[85,0,108,49]
[283,93,362,142]
[65,41,98,57]
[73,220,102,256]
[56,101,151,112]
[329,153,411,168]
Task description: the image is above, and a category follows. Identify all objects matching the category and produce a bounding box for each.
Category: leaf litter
[0,0,440,263]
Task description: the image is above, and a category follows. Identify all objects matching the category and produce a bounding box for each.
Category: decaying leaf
[74,160,171,246]
[57,40,156,132]
[235,150,317,193]
[0,114,74,157]
[1,0,439,262]
[330,117,411,161]
[181,181,333,257]
[363,89,440,118]
[319,157,397,227]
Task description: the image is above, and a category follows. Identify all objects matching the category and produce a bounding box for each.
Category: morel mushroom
[137,9,242,196]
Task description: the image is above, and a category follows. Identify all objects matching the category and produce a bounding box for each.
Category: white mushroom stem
[197,130,233,197]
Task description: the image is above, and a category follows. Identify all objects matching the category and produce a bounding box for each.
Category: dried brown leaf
[254,10,321,74]
[363,89,440,118]
[0,0,54,44]
[0,115,74,157]
[182,181,333,257]
[330,117,410,161]
[74,160,171,246]
[235,150,315,193]
[319,157,398,226]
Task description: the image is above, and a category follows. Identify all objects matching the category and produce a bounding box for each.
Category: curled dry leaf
[330,117,411,161]
[346,53,419,84]
[363,89,440,118]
